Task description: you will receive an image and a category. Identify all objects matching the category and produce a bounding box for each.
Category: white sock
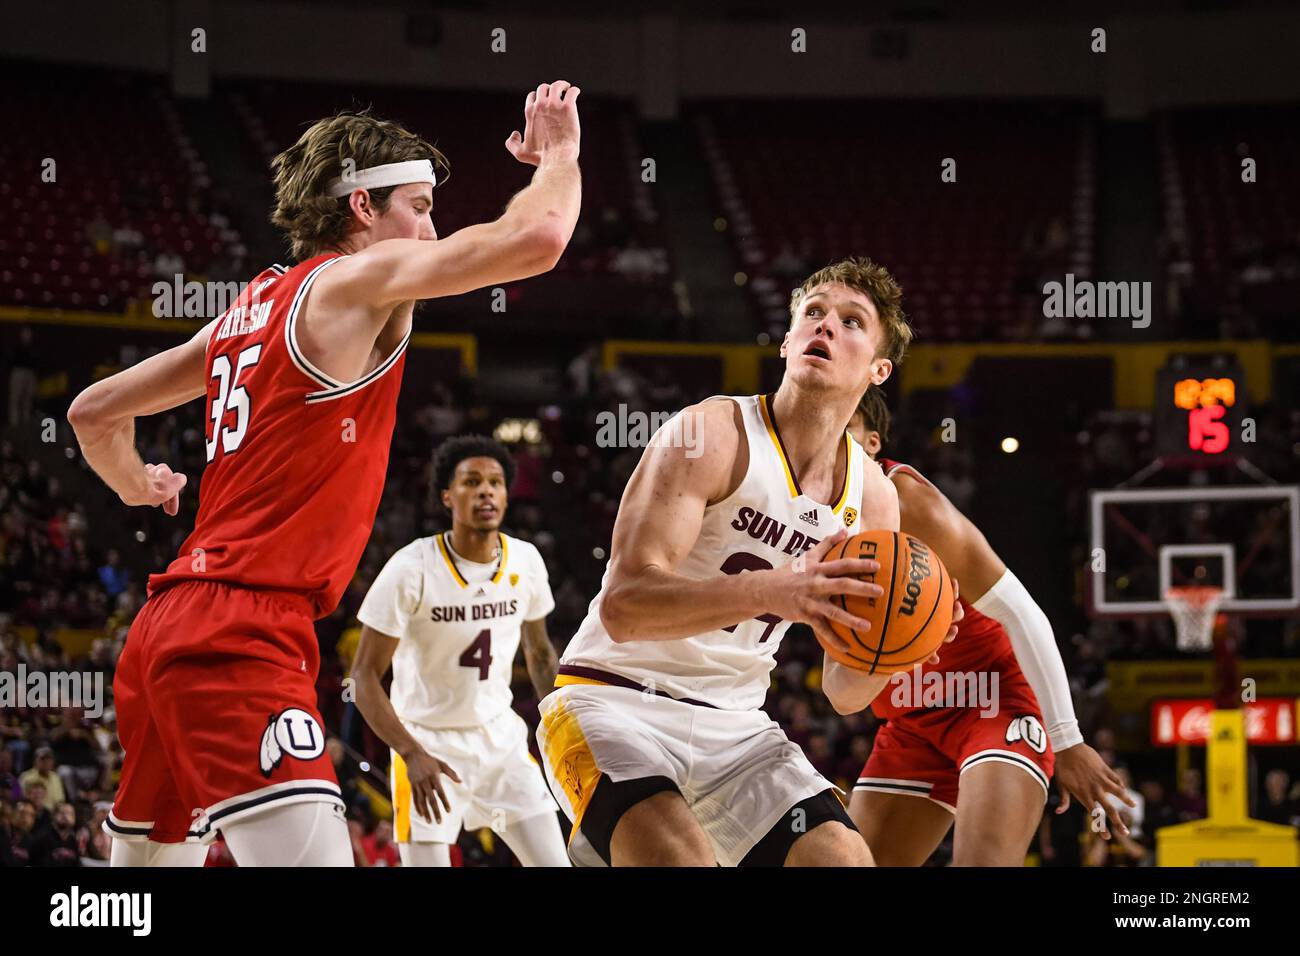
[221,801,354,867]
[501,813,571,867]
[110,839,208,867]
[399,841,452,867]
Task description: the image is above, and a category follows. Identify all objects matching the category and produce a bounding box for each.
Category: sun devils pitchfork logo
[258,707,326,777]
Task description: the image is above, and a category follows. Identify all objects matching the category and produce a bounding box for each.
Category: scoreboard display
[1155,357,1247,460]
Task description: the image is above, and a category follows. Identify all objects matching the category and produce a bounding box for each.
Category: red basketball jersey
[149,253,407,618]
[871,457,1014,719]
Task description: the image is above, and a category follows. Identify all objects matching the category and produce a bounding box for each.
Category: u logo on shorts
[258,708,326,776]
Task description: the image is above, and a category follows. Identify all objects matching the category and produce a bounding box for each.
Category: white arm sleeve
[971,569,1084,751]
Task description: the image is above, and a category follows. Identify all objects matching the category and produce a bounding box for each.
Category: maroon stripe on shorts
[555,664,719,709]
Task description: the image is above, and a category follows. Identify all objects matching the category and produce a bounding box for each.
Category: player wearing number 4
[351,436,569,867]
[539,258,961,867]
[67,81,583,865]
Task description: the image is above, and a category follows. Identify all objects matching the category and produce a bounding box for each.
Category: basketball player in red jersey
[66,81,583,866]
[845,388,1134,865]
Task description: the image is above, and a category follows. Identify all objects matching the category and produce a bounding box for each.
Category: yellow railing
[0,306,478,373]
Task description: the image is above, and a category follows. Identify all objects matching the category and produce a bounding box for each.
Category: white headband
[326,159,437,198]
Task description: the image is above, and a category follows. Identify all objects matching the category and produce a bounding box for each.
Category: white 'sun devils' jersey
[559,394,866,711]
[358,533,555,730]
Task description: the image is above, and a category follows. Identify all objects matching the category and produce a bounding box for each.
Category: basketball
[822,530,954,674]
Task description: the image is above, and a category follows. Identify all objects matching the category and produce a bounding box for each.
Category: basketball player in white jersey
[352,436,569,867]
[537,258,961,867]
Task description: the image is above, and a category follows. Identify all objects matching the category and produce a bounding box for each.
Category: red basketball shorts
[856,661,1054,812]
[108,580,342,844]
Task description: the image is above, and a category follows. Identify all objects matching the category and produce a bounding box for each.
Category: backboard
[1088,485,1300,616]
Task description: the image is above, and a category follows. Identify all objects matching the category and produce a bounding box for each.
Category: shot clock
[1155,356,1247,460]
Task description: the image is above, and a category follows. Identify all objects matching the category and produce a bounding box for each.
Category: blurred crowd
[4,334,1300,867]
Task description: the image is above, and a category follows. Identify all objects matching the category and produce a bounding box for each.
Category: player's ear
[870,358,893,386]
[779,330,791,358]
[440,488,452,511]
[348,189,374,225]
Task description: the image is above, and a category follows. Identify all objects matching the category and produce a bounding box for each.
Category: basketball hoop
[1165,586,1224,652]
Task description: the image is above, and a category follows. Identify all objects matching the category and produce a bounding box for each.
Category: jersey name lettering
[430,598,519,623]
[729,505,821,555]
[214,300,275,341]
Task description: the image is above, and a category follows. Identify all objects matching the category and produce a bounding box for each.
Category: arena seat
[692,99,1097,341]
[1157,104,1300,334]
[0,65,246,312]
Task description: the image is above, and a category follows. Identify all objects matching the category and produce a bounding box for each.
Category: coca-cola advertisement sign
[1150,698,1298,745]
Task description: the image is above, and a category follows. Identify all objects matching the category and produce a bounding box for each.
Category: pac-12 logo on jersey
[843,507,858,528]
[1005,714,1047,754]
[258,707,326,777]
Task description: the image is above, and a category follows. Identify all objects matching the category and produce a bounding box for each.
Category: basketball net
[1165,585,1224,652]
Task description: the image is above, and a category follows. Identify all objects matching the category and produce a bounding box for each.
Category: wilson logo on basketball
[821,530,953,675]
[897,538,934,617]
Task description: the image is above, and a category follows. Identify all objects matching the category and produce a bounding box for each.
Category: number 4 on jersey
[459,628,493,680]
[206,344,262,462]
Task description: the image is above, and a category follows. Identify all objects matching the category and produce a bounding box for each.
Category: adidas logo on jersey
[475,586,487,597]
[798,509,819,527]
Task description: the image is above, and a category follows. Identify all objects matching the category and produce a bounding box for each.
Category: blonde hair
[270,110,448,260]
[789,257,912,364]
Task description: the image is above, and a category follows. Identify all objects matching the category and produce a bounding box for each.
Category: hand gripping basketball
[766,529,886,657]
[817,529,961,674]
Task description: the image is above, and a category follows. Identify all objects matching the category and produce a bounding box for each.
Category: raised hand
[506,80,582,166]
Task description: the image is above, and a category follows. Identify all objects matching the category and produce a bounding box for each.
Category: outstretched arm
[67,319,215,513]
[892,471,1135,832]
[319,81,583,313]
[893,472,1079,745]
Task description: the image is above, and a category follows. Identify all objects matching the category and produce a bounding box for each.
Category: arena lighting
[493,418,542,444]
[1001,436,1020,453]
